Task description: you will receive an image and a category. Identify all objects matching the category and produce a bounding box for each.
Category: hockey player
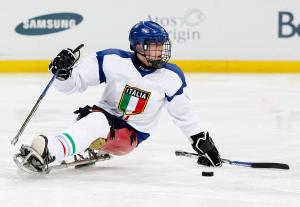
[17,21,221,172]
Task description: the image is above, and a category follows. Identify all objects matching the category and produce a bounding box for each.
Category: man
[17,21,221,172]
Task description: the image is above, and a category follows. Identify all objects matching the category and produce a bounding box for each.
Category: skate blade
[74,161,96,169]
[13,146,49,175]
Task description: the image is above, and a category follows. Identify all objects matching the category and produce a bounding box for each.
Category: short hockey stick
[175,150,290,170]
[11,44,84,146]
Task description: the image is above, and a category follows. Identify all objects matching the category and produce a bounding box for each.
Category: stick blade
[250,162,290,170]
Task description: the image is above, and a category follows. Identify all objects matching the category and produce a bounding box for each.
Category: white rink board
[1,0,300,60]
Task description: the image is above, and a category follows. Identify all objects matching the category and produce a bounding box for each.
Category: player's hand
[49,48,77,80]
[190,131,222,167]
[73,105,93,121]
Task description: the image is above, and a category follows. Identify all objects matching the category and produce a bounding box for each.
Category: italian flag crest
[118,85,151,116]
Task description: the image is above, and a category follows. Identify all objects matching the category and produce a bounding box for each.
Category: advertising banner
[0,0,300,72]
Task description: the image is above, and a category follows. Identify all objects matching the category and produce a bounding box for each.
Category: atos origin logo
[15,13,83,35]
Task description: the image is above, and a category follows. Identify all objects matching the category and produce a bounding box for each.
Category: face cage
[142,40,171,69]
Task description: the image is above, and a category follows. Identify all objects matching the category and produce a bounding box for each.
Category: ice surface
[0,73,299,207]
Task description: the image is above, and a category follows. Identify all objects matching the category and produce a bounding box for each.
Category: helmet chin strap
[135,49,163,70]
[136,50,147,60]
[134,52,154,71]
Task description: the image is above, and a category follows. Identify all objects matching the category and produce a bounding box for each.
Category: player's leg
[101,128,138,155]
[31,111,139,164]
[31,111,110,163]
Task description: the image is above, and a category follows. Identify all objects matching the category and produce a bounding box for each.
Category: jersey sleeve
[164,64,202,137]
[165,88,202,137]
[53,53,102,94]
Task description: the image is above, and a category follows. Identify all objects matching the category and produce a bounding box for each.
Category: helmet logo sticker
[141,28,150,34]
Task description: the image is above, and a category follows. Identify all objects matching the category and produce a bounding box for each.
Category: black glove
[49,48,77,80]
[190,131,222,167]
[73,105,93,121]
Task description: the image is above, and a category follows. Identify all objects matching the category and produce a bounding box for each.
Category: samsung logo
[15,13,83,35]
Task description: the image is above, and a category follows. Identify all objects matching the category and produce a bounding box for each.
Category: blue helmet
[129,21,171,69]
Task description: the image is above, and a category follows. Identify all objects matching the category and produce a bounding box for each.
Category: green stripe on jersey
[120,93,131,111]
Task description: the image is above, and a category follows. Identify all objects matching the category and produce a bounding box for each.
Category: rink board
[1,60,300,73]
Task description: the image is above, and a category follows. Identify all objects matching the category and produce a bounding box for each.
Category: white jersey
[54,49,201,142]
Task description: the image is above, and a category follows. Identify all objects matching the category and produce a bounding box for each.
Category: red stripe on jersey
[133,98,146,114]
